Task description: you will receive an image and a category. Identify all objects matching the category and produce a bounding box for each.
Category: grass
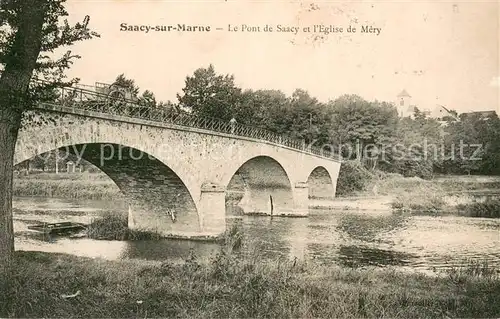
[434,175,500,192]
[374,175,431,195]
[13,173,122,200]
[366,173,500,196]
[1,241,499,318]
[445,258,499,279]
[391,188,446,214]
[387,177,446,214]
[15,171,112,181]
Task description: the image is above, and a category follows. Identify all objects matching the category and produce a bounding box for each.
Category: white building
[395,89,416,118]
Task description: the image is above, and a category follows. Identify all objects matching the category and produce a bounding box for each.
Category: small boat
[28,222,87,234]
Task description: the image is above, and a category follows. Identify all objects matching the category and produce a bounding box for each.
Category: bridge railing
[30,80,338,159]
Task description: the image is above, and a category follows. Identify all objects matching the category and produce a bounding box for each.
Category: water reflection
[335,212,408,243]
[13,196,500,273]
[336,245,417,268]
[232,216,294,260]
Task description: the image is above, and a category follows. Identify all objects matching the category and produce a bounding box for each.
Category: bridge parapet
[27,77,339,161]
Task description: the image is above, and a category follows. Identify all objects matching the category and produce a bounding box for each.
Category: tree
[378,111,444,179]
[477,113,500,174]
[111,74,179,111]
[286,89,324,143]
[441,112,500,175]
[0,0,98,267]
[233,89,268,125]
[138,89,157,108]
[177,64,242,121]
[327,94,399,166]
[238,89,289,128]
[112,73,140,98]
[241,88,331,146]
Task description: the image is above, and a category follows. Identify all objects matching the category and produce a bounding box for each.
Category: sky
[62,0,499,114]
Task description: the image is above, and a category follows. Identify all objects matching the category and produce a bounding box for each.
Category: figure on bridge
[230,117,237,134]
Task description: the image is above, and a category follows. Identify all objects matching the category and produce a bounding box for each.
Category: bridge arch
[16,143,201,234]
[307,166,335,200]
[225,155,295,215]
[15,114,203,204]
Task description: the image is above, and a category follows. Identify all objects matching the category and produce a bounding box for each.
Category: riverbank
[2,247,499,318]
[334,173,500,218]
[386,176,500,218]
[13,172,121,200]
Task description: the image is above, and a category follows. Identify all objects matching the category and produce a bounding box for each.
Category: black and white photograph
[0,0,499,317]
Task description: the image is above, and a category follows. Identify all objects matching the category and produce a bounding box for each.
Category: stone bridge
[14,84,342,239]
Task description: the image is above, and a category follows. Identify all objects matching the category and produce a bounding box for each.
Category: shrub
[336,160,374,196]
[86,213,129,240]
[456,199,500,218]
[86,213,162,240]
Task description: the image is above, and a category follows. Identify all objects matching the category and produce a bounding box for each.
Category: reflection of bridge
[14,81,342,239]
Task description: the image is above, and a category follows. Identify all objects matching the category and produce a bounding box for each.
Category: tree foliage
[439,112,500,175]
[110,74,177,110]
[177,64,242,121]
[175,64,500,178]
[0,0,100,110]
[112,74,140,97]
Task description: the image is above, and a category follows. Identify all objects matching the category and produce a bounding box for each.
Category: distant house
[429,104,459,121]
[460,110,498,121]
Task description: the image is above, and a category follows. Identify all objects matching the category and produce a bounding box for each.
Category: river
[12,194,500,274]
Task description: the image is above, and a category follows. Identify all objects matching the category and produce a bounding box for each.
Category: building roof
[397,89,411,98]
[436,104,452,113]
[467,110,496,116]
[461,110,497,119]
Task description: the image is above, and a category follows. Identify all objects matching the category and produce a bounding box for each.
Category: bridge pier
[237,187,271,215]
[291,182,309,216]
[127,182,228,240]
[237,183,308,217]
[126,199,201,239]
[198,182,227,238]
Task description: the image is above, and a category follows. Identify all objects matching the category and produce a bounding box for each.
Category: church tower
[396,89,414,118]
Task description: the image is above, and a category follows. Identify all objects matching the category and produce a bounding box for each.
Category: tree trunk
[0,1,47,269]
[0,109,21,268]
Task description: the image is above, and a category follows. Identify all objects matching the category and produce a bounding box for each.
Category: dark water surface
[13,195,500,273]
